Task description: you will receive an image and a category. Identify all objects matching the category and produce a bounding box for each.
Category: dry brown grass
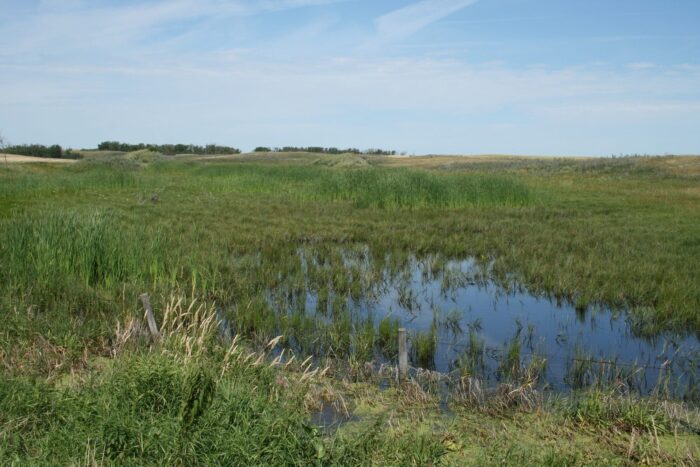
[651,155,700,177]
[0,153,76,164]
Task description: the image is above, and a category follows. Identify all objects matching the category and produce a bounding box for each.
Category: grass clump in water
[498,335,522,381]
[377,317,400,357]
[457,329,486,377]
[412,327,437,369]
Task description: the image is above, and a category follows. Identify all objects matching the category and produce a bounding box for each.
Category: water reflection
[240,248,699,399]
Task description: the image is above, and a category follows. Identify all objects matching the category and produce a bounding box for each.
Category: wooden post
[139,293,160,339]
[398,328,408,382]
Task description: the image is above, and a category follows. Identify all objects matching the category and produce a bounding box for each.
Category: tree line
[253,146,396,155]
[2,140,395,158]
[97,141,241,155]
[2,144,80,159]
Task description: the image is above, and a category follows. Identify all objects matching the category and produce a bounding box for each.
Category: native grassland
[0,152,698,464]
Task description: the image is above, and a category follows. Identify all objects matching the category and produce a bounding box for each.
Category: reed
[412,324,437,369]
[457,329,486,377]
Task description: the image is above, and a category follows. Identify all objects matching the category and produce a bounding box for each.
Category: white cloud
[375,0,480,41]
[2,55,699,152]
[0,0,348,64]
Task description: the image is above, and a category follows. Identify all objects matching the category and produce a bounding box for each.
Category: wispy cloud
[374,0,480,41]
[1,0,348,64]
[3,54,698,153]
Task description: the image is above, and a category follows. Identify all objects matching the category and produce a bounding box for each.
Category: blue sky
[1,0,699,155]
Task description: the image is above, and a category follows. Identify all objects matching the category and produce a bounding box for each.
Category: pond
[234,248,699,399]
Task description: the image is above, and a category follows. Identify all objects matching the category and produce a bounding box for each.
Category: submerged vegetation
[1,152,699,464]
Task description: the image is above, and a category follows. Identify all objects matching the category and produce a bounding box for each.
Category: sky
[0,0,699,155]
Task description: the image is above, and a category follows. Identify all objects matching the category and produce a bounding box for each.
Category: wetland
[1,151,699,464]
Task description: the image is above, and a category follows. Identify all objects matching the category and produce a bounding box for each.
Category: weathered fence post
[398,328,408,382]
[139,293,160,339]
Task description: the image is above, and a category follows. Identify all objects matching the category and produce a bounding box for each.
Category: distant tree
[48,144,62,158]
[96,141,241,155]
[1,132,6,165]
[266,146,394,155]
[254,147,271,152]
[3,144,63,158]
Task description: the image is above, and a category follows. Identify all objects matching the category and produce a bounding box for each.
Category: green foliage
[266,146,396,155]
[457,329,486,377]
[327,415,446,465]
[0,210,179,294]
[0,352,322,465]
[97,141,240,155]
[183,162,532,208]
[352,313,376,362]
[378,317,400,357]
[498,335,522,381]
[316,167,531,208]
[4,144,64,158]
[412,327,437,368]
[566,390,671,433]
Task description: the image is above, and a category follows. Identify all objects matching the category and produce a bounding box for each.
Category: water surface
[263,252,699,398]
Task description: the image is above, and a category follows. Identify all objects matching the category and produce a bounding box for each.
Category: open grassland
[1,152,699,464]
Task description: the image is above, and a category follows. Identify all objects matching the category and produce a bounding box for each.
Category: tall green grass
[315,168,531,208]
[0,354,325,465]
[173,163,533,208]
[2,210,154,289]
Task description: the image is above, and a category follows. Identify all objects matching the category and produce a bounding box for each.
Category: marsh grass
[498,335,522,381]
[412,325,437,369]
[457,329,486,377]
[377,317,400,357]
[0,298,326,465]
[1,210,164,290]
[1,154,699,464]
[0,296,456,465]
[564,390,674,434]
[170,162,533,208]
[3,155,697,336]
[314,168,531,208]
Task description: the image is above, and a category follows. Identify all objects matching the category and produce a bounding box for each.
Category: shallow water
[265,253,699,398]
[310,402,359,433]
